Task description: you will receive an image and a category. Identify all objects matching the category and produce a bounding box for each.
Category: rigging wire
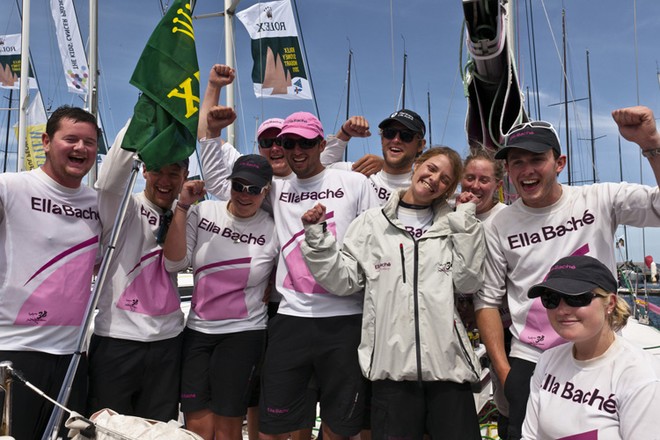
[291,0,320,119]
[350,54,372,157]
[389,0,396,109]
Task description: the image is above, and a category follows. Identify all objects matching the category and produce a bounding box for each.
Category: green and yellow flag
[121,0,199,170]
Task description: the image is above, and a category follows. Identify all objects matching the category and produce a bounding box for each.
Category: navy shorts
[371,379,481,440]
[180,327,265,417]
[87,333,183,422]
[259,314,366,436]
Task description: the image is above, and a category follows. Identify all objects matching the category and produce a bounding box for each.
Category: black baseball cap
[528,256,617,298]
[495,122,561,160]
[378,109,426,137]
[228,154,273,188]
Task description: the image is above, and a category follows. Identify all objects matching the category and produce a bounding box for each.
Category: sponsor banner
[13,91,48,171]
[0,33,37,90]
[50,0,89,94]
[236,0,312,100]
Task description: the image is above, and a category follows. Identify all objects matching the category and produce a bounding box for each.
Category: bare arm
[162,180,206,264]
[612,105,660,185]
[476,308,510,386]
[198,64,235,140]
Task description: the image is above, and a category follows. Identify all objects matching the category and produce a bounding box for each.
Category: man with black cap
[328,109,427,204]
[474,105,660,440]
[88,120,191,421]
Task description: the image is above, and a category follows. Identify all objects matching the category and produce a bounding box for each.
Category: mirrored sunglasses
[381,128,418,143]
[280,137,321,150]
[540,291,600,309]
[231,180,267,196]
[258,138,282,149]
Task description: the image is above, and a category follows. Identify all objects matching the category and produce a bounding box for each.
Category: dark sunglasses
[540,291,601,309]
[381,128,418,143]
[258,138,282,149]
[280,137,321,150]
[231,180,267,196]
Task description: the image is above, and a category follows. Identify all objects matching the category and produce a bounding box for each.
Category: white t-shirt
[165,201,278,334]
[476,183,660,363]
[0,168,101,354]
[522,337,660,440]
[327,161,411,204]
[270,168,379,317]
[94,135,185,342]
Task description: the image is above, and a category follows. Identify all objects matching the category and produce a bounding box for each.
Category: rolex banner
[0,34,37,90]
[236,0,312,100]
[121,0,199,171]
[50,0,89,95]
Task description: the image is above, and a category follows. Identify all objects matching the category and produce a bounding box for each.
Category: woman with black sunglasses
[522,255,659,439]
[163,154,278,440]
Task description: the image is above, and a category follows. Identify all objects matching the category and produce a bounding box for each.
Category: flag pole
[41,158,143,440]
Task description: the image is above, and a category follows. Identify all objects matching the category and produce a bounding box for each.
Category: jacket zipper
[412,240,423,385]
[399,243,406,283]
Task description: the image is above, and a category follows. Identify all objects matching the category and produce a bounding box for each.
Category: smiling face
[380,122,425,175]
[258,127,291,177]
[505,148,566,208]
[283,135,326,179]
[547,291,616,359]
[402,153,456,205]
[41,118,98,188]
[461,158,503,215]
[143,164,188,209]
[229,179,269,218]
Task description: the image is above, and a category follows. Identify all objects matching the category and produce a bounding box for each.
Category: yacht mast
[17,0,30,172]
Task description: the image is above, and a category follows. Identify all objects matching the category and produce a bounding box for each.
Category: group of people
[0,61,659,440]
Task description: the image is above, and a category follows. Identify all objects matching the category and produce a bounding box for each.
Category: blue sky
[2,0,660,264]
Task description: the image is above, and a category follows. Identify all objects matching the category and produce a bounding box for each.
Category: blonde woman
[523,255,660,439]
[300,147,485,439]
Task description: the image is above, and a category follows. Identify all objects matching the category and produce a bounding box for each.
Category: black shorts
[259,314,366,436]
[87,333,183,422]
[371,379,480,440]
[0,350,88,440]
[180,327,265,417]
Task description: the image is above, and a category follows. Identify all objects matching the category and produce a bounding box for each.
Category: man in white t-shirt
[88,123,189,421]
[328,108,427,204]
[0,106,102,439]
[258,112,379,440]
[475,105,660,440]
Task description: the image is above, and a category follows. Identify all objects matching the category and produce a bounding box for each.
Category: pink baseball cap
[257,118,284,139]
[279,112,324,139]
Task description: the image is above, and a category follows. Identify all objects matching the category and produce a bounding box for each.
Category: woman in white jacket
[300,147,485,440]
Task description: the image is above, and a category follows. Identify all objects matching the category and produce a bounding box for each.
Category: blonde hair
[413,146,463,200]
[593,288,631,332]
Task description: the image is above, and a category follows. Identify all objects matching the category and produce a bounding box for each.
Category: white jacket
[302,190,485,382]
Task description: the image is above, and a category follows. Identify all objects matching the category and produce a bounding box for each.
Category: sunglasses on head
[507,121,558,137]
[539,291,602,309]
[280,137,321,150]
[381,128,418,143]
[231,181,267,196]
[258,138,282,149]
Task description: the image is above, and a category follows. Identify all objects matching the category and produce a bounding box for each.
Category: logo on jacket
[437,261,452,274]
[374,261,392,271]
